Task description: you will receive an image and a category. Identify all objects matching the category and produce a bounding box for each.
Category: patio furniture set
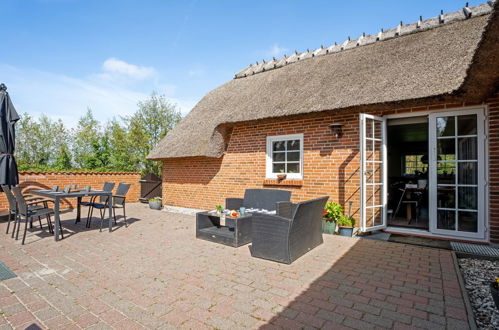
[2,182,131,244]
[196,189,328,264]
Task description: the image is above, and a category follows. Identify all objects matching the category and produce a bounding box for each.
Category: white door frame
[428,108,486,239]
[360,114,388,232]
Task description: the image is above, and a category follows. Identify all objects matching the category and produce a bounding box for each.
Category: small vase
[322,220,337,234]
[338,226,354,237]
[148,200,162,210]
[491,283,499,309]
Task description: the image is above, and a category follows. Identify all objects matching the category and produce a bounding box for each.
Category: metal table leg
[75,196,81,223]
[54,198,60,241]
[108,194,113,232]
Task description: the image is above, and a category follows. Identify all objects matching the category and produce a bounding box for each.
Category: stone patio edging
[452,251,478,330]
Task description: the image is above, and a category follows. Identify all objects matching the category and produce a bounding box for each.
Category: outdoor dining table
[30,189,113,241]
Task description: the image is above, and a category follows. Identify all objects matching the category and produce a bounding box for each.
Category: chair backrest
[11,187,28,216]
[52,185,59,192]
[99,182,115,203]
[113,183,131,205]
[243,189,291,211]
[1,185,17,212]
[289,196,329,242]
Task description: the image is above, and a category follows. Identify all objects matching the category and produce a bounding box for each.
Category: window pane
[458,211,478,232]
[287,163,300,173]
[437,162,455,185]
[437,187,455,208]
[272,163,285,173]
[437,139,455,158]
[273,141,285,151]
[458,162,477,185]
[366,119,374,138]
[287,151,300,162]
[436,117,455,137]
[458,187,477,210]
[287,140,300,150]
[458,137,477,160]
[374,121,382,139]
[457,115,477,136]
[272,152,285,162]
[437,209,455,230]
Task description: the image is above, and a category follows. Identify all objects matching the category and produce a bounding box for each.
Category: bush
[337,215,355,227]
[323,202,344,222]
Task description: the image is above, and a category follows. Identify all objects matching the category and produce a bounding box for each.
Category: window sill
[263,179,303,187]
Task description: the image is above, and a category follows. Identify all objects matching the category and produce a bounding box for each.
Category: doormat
[388,234,451,250]
[451,242,499,258]
[0,262,16,281]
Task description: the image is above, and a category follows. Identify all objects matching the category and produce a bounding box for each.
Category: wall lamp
[329,123,343,138]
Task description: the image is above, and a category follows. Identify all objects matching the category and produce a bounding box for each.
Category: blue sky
[0,0,480,126]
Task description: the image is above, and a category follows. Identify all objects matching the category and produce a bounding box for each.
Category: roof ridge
[234,1,496,79]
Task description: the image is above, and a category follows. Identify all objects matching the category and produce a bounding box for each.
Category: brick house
[149,2,499,243]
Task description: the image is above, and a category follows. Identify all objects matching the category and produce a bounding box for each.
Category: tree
[72,108,101,169]
[126,92,182,176]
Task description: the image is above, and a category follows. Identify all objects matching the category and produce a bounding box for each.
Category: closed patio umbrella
[0,83,20,186]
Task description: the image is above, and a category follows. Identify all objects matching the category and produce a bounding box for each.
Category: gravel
[458,258,499,329]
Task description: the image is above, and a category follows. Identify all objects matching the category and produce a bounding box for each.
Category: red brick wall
[488,94,499,243]
[1,171,141,210]
[162,98,498,242]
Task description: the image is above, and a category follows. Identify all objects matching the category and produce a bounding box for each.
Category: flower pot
[322,220,337,234]
[491,283,499,309]
[338,226,354,237]
[277,174,287,181]
[148,200,162,210]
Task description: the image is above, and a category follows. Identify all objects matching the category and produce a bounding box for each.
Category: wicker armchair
[250,196,329,264]
[225,189,291,211]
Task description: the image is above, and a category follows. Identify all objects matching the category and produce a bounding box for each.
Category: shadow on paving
[13,215,141,244]
[260,238,471,330]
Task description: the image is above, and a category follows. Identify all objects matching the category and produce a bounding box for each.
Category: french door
[360,114,387,232]
[429,109,486,239]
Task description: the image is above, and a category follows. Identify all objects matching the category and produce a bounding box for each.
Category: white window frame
[266,133,304,179]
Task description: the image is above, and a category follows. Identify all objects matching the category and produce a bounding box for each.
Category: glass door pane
[360,114,387,232]
[429,110,484,239]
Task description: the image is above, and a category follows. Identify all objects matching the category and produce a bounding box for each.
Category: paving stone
[0,205,472,330]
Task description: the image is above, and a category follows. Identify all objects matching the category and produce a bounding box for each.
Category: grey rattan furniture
[196,211,253,247]
[11,187,56,245]
[250,196,329,264]
[226,189,291,211]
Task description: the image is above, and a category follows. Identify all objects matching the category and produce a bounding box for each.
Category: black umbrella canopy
[0,83,20,186]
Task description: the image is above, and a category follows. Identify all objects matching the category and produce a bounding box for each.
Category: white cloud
[267,44,289,57]
[0,62,196,128]
[101,57,156,80]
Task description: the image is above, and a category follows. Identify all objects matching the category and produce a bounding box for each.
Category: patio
[0,204,471,329]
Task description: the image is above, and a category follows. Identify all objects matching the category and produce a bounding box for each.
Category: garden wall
[0,171,141,211]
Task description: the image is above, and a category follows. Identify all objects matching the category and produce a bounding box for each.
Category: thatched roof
[148,2,499,160]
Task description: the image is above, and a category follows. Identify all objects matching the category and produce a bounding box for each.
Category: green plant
[323,202,344,222]
[337,215,355,227]
[148,197,161,202]
[215,205,223,212]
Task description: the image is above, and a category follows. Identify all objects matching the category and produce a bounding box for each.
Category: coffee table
[196,211,252,247]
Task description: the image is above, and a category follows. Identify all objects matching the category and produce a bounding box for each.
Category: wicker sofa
[250,196,329,264]
[225,189,291,212]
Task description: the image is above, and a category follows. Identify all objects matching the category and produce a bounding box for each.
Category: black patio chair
[87,183,131,231]
[11,187,57,244]
[250,196,329,264]
[2,185,53,236]
[225,189,292,211]
[82,182,115,227]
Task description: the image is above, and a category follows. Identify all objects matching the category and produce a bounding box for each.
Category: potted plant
[148,197,162,210]
[215,205,224,215]
[322,202,343,234]
[337,215,356,237]
[491,277,499,309]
